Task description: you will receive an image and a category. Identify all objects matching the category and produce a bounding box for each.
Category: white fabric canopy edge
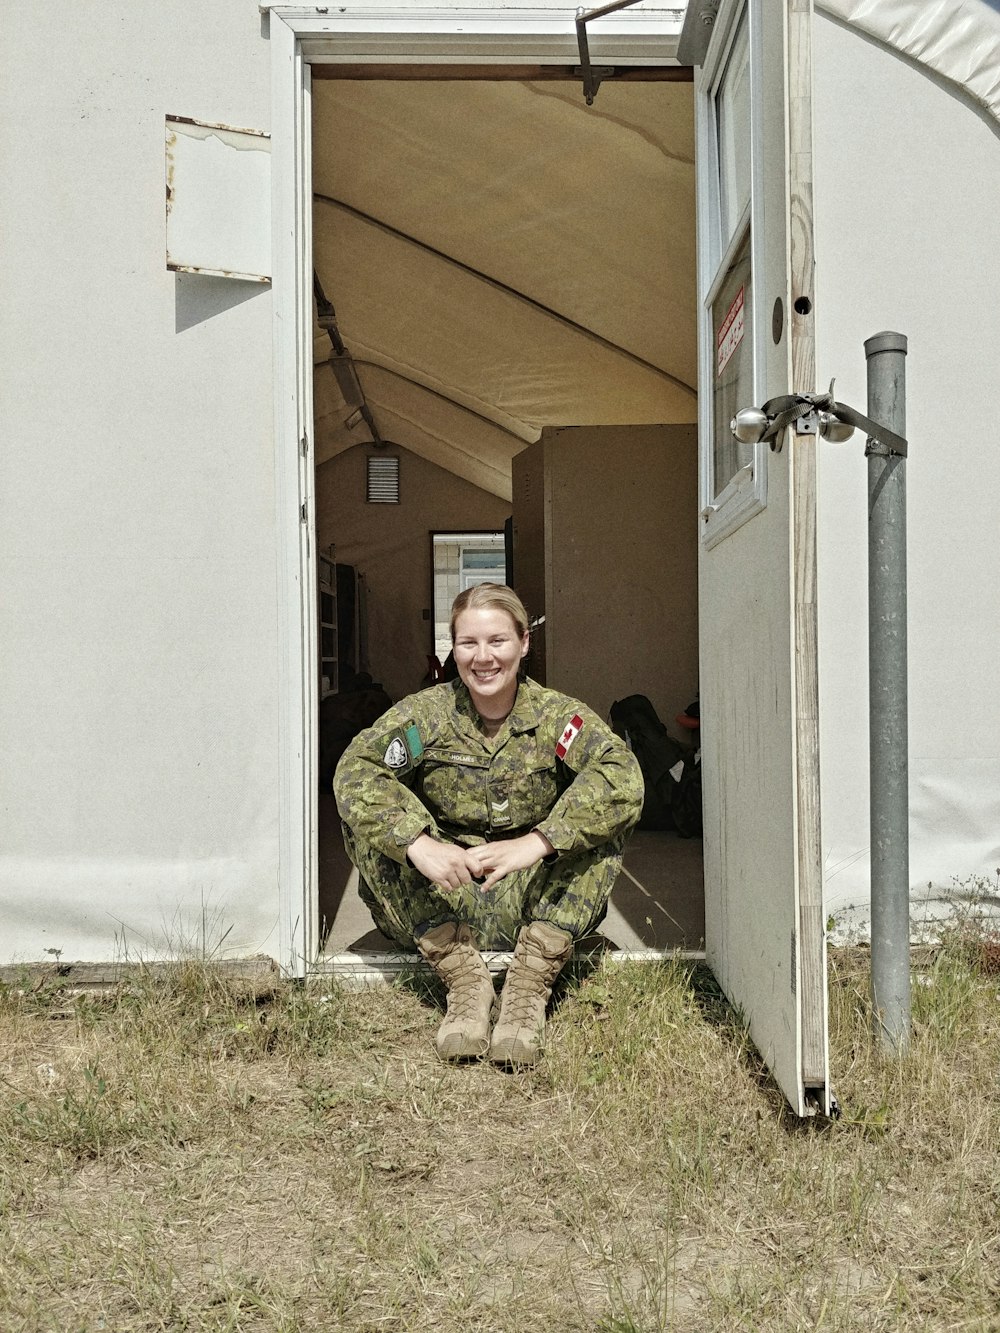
[818,0,1000,128]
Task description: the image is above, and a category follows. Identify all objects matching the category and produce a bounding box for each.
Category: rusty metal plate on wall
[165,115,271,282]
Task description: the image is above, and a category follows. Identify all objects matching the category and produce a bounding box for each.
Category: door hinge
[790,929,797,994]
[300,433,309,455]
[300,502,308,522]
[804,1087,841,1120]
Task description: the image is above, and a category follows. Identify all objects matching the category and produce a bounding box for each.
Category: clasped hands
[406,830,555,894]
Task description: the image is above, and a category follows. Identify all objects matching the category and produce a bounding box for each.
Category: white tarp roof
[311,76,697,497]
[818,0,1000,128]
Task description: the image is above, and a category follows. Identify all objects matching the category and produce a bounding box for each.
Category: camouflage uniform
[334,677,644,948]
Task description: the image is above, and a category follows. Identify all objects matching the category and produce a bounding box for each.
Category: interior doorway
[307,68,704,962]
[431,531,507,666]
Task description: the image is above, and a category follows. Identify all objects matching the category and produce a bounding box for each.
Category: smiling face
[452,606,529,720]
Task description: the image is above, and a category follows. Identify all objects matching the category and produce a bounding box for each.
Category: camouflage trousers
[342,826,626,949]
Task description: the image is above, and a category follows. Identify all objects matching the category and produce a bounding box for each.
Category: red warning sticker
[717,285,745,377]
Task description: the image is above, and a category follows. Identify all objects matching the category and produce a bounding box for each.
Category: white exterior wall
[813,13,1000,933]
[7,0,997,963]
[0,3,279,963]
[2,0,672,967]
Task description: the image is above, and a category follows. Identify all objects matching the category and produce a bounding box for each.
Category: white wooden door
[695,0,829,1115]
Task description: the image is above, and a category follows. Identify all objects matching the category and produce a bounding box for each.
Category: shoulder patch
[556,713,585,760]
[384,736,409,769]
[381,721,423,771]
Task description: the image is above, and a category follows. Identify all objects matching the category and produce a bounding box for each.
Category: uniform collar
[506,678,543,734]
[453,677,541,738]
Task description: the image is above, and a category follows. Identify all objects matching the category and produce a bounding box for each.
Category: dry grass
[1,934,999,1332]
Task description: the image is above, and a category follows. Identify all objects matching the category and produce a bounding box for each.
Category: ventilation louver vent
[366,454,400,504]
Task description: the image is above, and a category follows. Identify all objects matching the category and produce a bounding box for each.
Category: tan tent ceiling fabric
[314,360,526,498]
[313,79,696,374]
[311,77,697,495]
[313,202,694,423]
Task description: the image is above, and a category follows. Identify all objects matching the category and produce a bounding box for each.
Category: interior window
[432,532,505,662]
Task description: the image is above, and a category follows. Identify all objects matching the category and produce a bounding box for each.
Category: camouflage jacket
[334,677,643,865]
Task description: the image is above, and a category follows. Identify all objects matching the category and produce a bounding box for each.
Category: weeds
[0,944,999,1330]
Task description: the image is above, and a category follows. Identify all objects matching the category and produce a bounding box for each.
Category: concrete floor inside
[319,791,705,958]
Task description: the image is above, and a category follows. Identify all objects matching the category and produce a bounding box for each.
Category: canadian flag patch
[555,714,584,759]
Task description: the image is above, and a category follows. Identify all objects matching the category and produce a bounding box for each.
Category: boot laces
[444,954,491,1021]
[501,967,548,1027]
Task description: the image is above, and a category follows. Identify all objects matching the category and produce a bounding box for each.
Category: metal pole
[865,331,910,1052]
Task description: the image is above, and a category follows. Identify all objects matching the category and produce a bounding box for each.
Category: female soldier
[334,584,643,1065]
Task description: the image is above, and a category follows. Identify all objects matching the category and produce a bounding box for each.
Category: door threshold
[312,945,707,989]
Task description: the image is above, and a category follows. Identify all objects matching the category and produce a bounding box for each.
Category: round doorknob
[819,411,855,443]
[731,407,768,444]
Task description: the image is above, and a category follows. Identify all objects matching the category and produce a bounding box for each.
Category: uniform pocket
[520,764,560,828]
[419,752,491,834]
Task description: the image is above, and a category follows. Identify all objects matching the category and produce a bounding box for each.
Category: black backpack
[609,694,687,832]
[670,748,703,839]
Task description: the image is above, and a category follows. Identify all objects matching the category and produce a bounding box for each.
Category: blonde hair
[449,583,529,641]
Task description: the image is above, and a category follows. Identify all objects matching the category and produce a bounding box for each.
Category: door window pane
[716,14,751,251]
[711,230,753,497]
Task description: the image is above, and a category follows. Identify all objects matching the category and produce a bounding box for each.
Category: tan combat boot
[416,921,496,1061]
[489,920,574,1066]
